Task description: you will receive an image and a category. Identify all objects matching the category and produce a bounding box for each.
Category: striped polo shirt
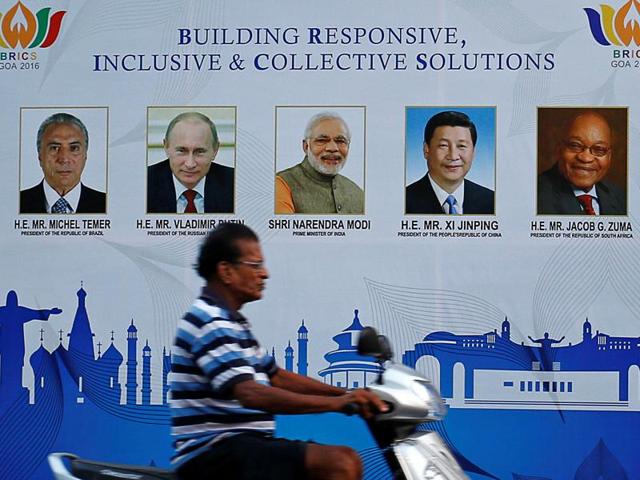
[170,288,278,467]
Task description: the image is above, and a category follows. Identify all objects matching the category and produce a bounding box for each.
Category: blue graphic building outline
[0,286,173,479]
[401,317,640,410]
[0,285,171,413]
[318,309,382,388]
[2,285,638,480]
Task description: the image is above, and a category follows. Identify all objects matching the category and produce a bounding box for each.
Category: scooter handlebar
[342,401,393,416]
[342,402,360,415]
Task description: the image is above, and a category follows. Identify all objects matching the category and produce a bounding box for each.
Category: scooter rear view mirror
[376,335,393,362]
[357,326,382,356]
[357,327,393,362]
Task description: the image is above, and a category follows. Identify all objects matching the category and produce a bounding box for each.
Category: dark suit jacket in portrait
[406,174,494,214]
[147,159,234,213]
[20,181,106,214]
[537,164,626,215]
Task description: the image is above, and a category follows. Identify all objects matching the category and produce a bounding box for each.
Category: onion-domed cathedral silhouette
[0,285,173,479]
[1,283,172,412]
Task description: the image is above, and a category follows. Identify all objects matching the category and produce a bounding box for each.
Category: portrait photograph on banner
[19,107,108,215]
[274,106,366,215]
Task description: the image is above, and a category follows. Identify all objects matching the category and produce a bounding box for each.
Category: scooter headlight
[411,380,446,419]
[424,463,446,479]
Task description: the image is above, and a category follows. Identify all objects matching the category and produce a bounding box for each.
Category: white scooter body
[393,431,468,480]
[361,335,469,480]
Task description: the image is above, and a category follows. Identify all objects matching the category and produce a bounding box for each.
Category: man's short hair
[197,223,259,280]
[423,111,477,146]
[37,113,89,151]
[303,111,351,140]
[165,111,220,150]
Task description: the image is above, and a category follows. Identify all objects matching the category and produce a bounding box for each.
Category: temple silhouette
[318,309,382,388]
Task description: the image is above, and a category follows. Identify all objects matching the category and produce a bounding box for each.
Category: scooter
[355,326,468,479]
[48,327,467,480]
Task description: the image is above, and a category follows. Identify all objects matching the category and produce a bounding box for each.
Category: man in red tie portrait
[537,108,627,216]
[147,111,234,214]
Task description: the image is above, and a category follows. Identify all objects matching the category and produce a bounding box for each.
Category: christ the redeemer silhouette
[0,290,61,402]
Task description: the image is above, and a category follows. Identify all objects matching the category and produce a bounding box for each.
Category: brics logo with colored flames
[0,1,65,49]
[584,0,640,46]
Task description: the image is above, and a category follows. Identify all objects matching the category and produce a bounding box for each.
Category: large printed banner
[1,1,639,479]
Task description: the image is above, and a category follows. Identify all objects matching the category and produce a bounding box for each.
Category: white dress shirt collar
[173,176,206,213]
[427,174,465,214]
[572,185,600,215]
[43,181,81,213]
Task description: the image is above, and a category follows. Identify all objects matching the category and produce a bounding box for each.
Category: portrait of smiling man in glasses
[275,110,364,214]
[537,108,627,215]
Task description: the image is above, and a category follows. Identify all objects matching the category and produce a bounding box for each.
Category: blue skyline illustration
[1,286,638,480]
[402,316,640,410]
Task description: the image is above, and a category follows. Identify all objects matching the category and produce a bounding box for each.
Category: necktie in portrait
[182,189,198,213]
[445,195,458,214]
[577,194,596,215]
[51,197,72,214]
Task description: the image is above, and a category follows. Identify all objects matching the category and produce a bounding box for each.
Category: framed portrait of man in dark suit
[405,106,496,215]
[537,107,627,216]
[146,107,236,214]
[19,107,108,214]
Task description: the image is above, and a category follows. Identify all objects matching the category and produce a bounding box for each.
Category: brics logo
[0,1,66,49]
[584,0,640,46]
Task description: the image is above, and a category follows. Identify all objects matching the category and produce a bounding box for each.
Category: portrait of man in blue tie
[147,109,235,214]
[405,108,495,215]
[537,107,627,216]
[20,111,107,214]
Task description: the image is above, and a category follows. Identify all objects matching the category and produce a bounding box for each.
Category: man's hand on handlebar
[338,389,388,418]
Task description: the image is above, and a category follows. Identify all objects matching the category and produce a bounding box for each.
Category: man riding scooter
[170,223,387,480]
[49,223,467,480]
